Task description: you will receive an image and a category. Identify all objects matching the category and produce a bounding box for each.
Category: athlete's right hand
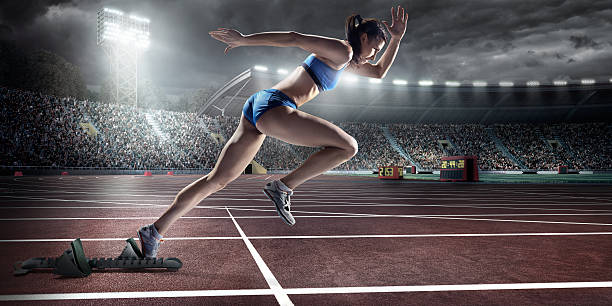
[209,28,244,54]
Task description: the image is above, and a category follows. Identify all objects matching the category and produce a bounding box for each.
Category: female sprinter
[137,6,408,257]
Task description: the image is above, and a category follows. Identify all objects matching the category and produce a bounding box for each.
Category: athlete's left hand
[209,28,244,54]
[382,5,408,39]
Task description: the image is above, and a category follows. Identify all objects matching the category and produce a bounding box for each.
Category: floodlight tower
[96,8,150,108]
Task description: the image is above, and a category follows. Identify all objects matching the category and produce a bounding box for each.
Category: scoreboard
[440,156,479,182]
[378,166,403,179]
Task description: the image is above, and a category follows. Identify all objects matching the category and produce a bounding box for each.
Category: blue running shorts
[242,89,297,127]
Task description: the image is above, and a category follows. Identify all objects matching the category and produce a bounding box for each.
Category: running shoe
[137,224,163,258]
[263,180,295,226]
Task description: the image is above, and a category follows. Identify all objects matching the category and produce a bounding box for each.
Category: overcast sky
[1,0,611,92]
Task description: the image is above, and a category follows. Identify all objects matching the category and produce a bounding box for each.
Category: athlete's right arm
[209,29,352,66]
[288,32,353,67]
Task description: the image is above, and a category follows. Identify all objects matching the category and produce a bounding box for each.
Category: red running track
[1,174,611,305]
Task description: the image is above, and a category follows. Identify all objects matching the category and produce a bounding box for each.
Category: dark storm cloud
[3,0,612,90]
[569,35,602,49]
[0,0,73,27]
[0,24,12,38]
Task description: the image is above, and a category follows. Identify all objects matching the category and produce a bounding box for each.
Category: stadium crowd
[541,122,612,170]
[447,124,518,170]
[1,88,101,167]
[1,87,611,171]
[389,123,519,170]
[495,123,574,170]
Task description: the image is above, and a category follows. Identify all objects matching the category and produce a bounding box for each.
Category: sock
[276,179,293,192]
[151,224,163,240]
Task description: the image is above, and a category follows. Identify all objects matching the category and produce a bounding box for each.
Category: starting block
[13,238,182,277]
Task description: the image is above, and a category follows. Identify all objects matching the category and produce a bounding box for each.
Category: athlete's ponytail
[345,13,387,64]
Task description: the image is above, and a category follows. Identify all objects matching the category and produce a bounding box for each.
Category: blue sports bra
[301,54,346,92]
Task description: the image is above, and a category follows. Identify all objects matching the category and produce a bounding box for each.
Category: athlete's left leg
[153,115,266,236]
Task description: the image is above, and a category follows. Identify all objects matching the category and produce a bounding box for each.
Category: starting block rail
[13,238,182,277]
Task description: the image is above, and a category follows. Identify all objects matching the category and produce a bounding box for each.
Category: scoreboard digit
[385,167,393,177]
[378,166,403,180]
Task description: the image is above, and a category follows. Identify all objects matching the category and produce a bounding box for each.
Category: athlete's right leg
[256,106,358,190]
[153,115,266,236]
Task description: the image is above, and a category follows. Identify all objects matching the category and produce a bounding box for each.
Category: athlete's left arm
[346,6,408,79]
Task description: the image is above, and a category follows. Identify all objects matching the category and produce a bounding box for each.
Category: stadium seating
[1,87,610,171]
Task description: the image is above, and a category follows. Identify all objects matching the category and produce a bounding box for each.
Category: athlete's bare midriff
[270,67,319,107]
[270,55,348,108]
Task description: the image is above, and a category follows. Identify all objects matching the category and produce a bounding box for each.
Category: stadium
[1,1,612,305]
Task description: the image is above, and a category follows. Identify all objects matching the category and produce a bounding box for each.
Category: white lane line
[503,189,612,201]
[415,216,612,227]
[0,217,160,220]
[292,209,612,226]
[6,195,610,209]
[2,213,612,221]
[265,176,272,180]
[4,205,612,217]
[226,207,293,306]
[5,183,612,199]
[290,192,610,200]
[2,232,612,243]
[3,195,610,210]
[208,199,612,211]
[284,281,612,294]
[249,232,612,239]
[0,207,167,209]
[7,194,605,204]
[2,281,612,301]
[5,198,609,208]
[0,216,248,220]
[0,196,168,207]
[221,207,612,226]
[3,189,179,197]
[10,187,598,198]
[0,289,273,301]
[6,200,612,208]
[0,237,243,242]
[289,200,612,206]
[4,204,611,214]
[218,204,612,215]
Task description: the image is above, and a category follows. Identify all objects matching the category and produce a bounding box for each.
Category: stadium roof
[198,69,612,124]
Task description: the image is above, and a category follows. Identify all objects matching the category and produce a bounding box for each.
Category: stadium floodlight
[253,65,268,72]
[98,9,149,49]
[341,74,358,83]
[499,81,514,87]
[418,80,434,86]
[581,79,595,85]
[609,78,612,83]
[472,81,487,87]
[445,81,461,87]
[392,79,408,86]
[553,80,567,86]
[97,7,150,108]
[526,81,540,87]
[104,8,124,15]
[277,69,288,75]
[369,78,382,84]
[129,15,150,23]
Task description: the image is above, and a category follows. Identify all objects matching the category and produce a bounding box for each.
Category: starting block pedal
[13,238,182,277]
